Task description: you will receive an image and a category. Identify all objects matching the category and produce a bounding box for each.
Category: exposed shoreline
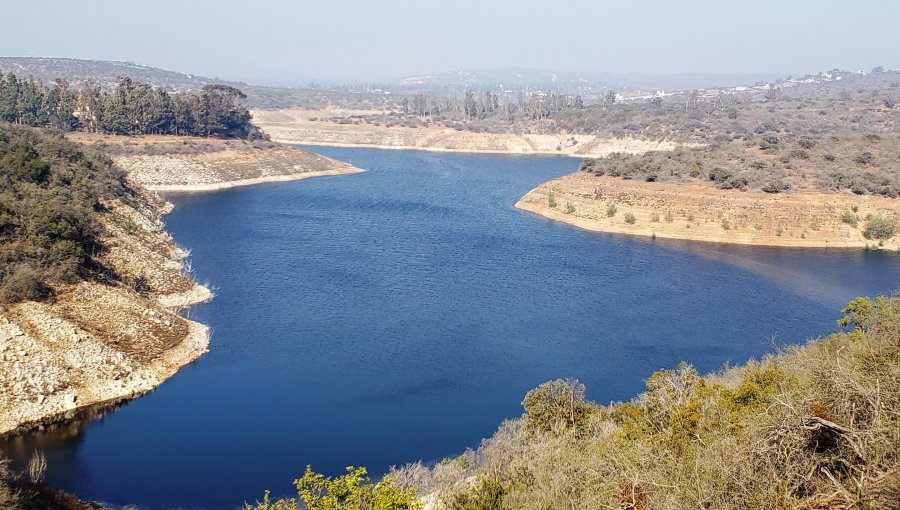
[146,167,363,193]
[251,108,688,158]
[515,173,900,250]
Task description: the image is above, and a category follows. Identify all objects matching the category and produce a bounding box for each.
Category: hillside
[0,124,212,439]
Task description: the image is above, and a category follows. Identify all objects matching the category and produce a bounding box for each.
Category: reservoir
[4,147,898,509]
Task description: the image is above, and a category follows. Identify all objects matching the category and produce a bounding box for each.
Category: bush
[245,466,420,510]
[863,216,896,240]
[624,213,636,224]
[449,477,504,510]
[0,265,49,303]
[761,179,790,193]
[521,379,590,432]
[841,212,859,227]
[606,202,617,217]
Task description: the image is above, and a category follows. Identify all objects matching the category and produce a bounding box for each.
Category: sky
[2,0,898,82]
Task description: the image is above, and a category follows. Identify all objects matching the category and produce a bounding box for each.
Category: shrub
[521,379,589,432]
[651,213,661,222]
[863,216,896,239]
[0,265,49,303]
[841,212,859,227]
[547,193,557,208]
[762,179,790,193]
[564,202,576,214]
[855,151,874,165]
[606,202,617,217]
[245,466,420,510]
[624,213,636,224]
[449,477,505,510]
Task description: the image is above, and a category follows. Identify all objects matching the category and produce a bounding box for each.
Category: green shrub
[245,466,420,510]
[606,202,617,217]
[547,193,557,208]
[564,202,576,214]
[862,216,896,240]
[624,213,636,224]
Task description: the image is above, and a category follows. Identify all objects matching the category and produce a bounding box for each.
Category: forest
[0,72,262,139]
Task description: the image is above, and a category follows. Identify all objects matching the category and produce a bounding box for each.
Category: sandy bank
[516,172,900,250]
[250,108,688,157]
[145,167,363,192]
[66,132,361,192]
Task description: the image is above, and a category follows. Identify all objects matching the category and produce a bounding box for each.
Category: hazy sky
[3,0,898,82]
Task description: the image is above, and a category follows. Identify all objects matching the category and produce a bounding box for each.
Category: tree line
[0,71,262,139]
[399,89,585,122]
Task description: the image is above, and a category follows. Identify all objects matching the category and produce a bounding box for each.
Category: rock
[37,394,45,405]
[64,393,78,410]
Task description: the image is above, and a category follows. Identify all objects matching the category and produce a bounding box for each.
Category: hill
[0,57,392,110]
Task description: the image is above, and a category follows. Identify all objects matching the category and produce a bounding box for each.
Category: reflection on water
[655,239,892,308]
[2,147,897,510]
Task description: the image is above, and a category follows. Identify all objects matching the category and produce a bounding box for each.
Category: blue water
[5,147,899,509]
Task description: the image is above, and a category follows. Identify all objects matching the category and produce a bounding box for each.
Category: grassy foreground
[248,295,899,510]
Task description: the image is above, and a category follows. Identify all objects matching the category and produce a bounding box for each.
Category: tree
[464,90,477,120]
[521,379,589,432]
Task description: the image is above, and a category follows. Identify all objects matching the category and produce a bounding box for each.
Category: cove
[3,147,898,510]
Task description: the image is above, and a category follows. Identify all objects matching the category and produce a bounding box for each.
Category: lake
[4,147,898,509]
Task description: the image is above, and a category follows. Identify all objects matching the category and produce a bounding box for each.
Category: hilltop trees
[0,71,262,139]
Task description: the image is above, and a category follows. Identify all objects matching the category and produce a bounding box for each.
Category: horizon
[3,0,899,83]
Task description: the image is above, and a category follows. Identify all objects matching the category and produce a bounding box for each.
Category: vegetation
[0,71,262,138]
[244,466,420,510]
[0,456,103,510]
[863,216,896,240]
[0,123,128,303]
[387,295,900,510]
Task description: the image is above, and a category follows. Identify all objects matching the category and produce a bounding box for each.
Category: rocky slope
[0,190,212,436]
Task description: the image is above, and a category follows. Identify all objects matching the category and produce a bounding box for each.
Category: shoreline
[276,138,605,158]
[147,166,364,193]
[515,173,900,250]
[250,108,689,158]
[0,281,213,439]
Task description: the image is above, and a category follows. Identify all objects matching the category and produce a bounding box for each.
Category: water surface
[4,147,898,509]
